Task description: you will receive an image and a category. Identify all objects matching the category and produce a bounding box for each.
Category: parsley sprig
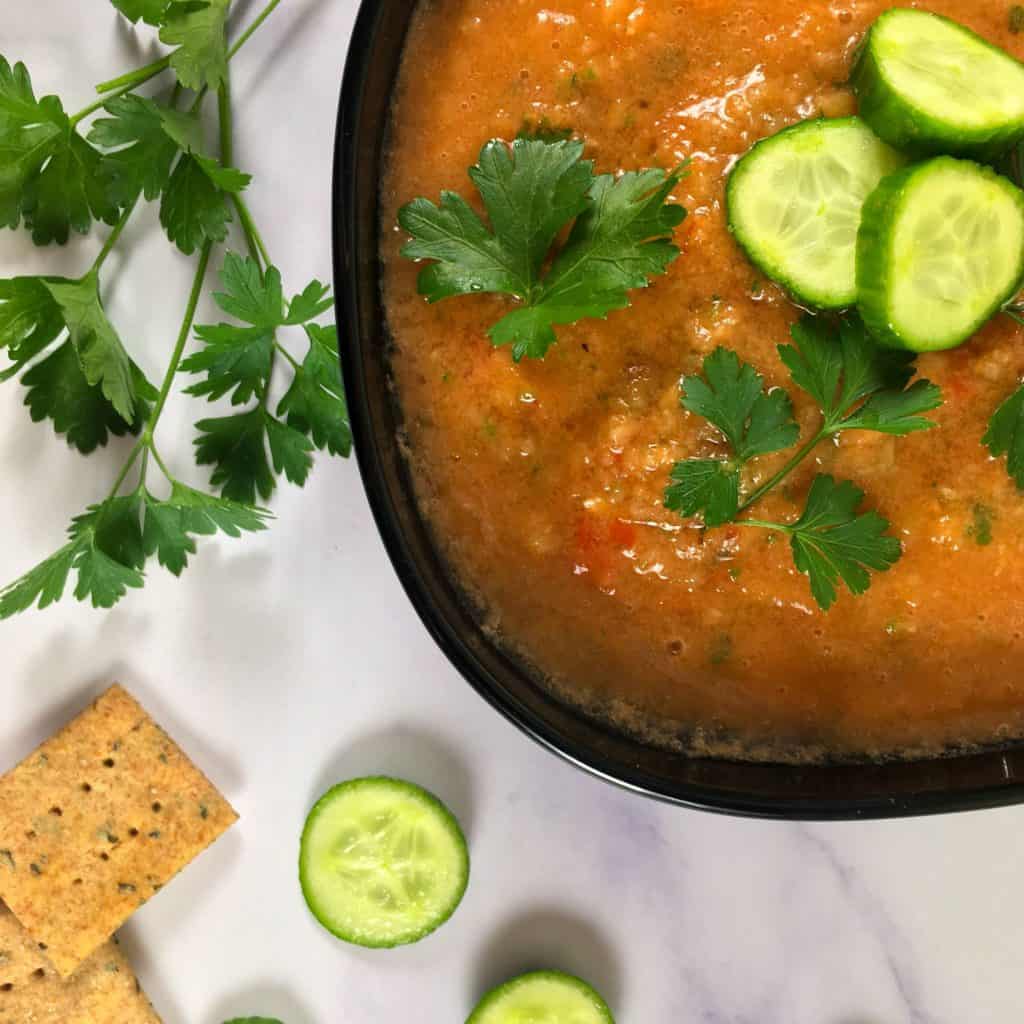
[186,251,347,503]
[398,137,686,361]
[0,0,349,619]
[665,314,942,610]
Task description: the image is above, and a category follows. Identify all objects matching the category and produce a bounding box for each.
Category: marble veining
[1,2,1022,1022]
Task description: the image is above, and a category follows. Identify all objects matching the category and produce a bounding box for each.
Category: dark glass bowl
[332,0,1024,819]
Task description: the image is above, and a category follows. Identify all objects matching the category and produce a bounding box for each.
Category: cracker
[0,684,237,976]
[0,903,161,1023]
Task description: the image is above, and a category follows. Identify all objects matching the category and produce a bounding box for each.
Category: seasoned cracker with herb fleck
[0,902,161,1023]
[0,685,236,976]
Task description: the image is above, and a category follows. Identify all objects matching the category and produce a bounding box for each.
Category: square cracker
[0,902,161,1023]
[0,684,237,976]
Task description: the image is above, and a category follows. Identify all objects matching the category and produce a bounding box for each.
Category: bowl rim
[332,0,1024,820]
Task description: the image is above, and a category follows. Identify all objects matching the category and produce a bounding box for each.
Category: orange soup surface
[382,0,1024,760]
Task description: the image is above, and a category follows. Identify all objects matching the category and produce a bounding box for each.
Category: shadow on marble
[100,203,181,313]
[472,907,623,1013]
[183,545,289,680]
[229,0,262,25]
[242,0,336,98]
[0,396,142,505]
[0,221,93,277]
[109,4,164,65]
[117,666,248,793]
[120,826,243,971]
[310,724,476,839]
[12,649,246,794]
[117,829,248,1024]
[207,982,317,1024]
[8,655,137,766]
[115,922,186,1024]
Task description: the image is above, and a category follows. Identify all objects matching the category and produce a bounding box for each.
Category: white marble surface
[2,2,1022,1022]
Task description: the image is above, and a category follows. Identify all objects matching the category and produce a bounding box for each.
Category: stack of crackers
[0,685,237,1023]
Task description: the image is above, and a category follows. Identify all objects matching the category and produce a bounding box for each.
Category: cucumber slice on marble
[857,157,1024,352]
[299,776,469,948]
[467,971,615,1024]
[726,117,906,308]
[852,9,1024,158]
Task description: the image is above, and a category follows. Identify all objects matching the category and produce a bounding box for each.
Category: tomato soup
[381,0,1024,761]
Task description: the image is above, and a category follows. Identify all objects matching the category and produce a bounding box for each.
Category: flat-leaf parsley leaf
[681,347,799,460]
[277,324,352,457]
[984,383,1024,487]
[186,252,341,502]
[110,0,170,26]
[87,95,196,205]
[141,484,271,576]
[399,136,686,360]
[665,459,741,529]
[0,273,154,450]
[42,271,147,423]
[0,56,118,245]
[23,340,153,453]
[160,152,249,255]
[159,0,231,93]
[786,476,902,612]
[0,275,64,380]
[779,314,941,435]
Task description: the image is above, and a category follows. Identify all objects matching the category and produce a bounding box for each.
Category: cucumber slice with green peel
[726,117,906,309]
[857,157,1024,353]
[467,971,615,1024]
[299,776,469,948]
[852,9,1024,158]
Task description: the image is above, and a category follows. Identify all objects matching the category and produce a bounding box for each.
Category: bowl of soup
[334,0,1024,817]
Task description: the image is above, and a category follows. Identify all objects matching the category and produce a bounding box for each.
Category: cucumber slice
[299,776,469,948]
[467,971,615,1024]
[852,9,1024,158]
[857,157,1024,352]
[726,117,906,309]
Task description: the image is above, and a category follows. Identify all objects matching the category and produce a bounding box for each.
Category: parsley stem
[76,54,181,124]
[106,442,145,503]
[273,340,302,370]
[228,0,283,60]
[146,241,214,438]
[137,446,151,489]
[218,77,234,167]
[215,74,278,412]
[214,77,265,269]
[736,428,828,513]
[738,519,793,534]
[94,55,173,98]
[91,197,138,275]
[216,70,283,409]
[189,87,209,114]
[215,73,280,407]
[1004,307,1024,329]
[149,443,175,484]
[72,74,154,126]
[234,196,271,268]
[214,77,270,270]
